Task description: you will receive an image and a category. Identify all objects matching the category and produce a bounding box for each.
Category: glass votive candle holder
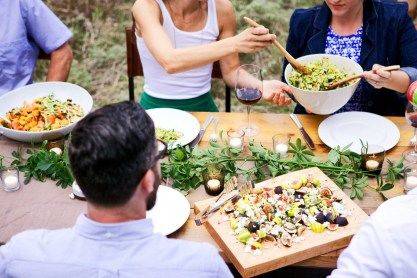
[47,137,67,149]
[46,138,67,156]
[203,164,225,196]
[209,118,220,143]
[227,129,245,150]
[405,166,417,193]
[361,145,386,175]
[1,167,21,192]
[272,133,292,157]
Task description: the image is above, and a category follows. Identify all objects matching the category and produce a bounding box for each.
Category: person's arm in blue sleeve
[364,5,417,91]
[20,0,73,82]
[399,3,417,83]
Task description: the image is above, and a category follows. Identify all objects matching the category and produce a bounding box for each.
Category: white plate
[318,112,400,154]
[146,108,200,148]
[146,186,190,235]
[0,82,93,143]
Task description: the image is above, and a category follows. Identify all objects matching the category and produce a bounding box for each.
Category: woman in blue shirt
[283,0,417,115]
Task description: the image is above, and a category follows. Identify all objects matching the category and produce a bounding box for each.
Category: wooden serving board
[194,167,368,277]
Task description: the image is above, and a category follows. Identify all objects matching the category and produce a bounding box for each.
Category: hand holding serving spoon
[326,65,400,90]
[243,17,311,75]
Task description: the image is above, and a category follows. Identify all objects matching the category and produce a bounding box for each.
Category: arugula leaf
[328,149,340,164]
[380,183,394,191]
[12,142,74,188]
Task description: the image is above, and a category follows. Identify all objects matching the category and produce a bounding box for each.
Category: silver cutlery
[195,190,240,226]
[290,113,315,150]
[189,114,215,148]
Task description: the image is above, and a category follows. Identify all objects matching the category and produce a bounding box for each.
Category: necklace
[166,0,205,25]
[165,0,207,48]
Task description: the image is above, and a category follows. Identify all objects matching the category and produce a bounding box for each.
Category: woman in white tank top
[132,0,292,111]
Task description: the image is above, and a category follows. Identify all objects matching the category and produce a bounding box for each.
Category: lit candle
[405,176,417,191]
[2,172,20,192]
[209,133,219,142]
[365,159,379,171]
[229,137,243,149]
[207,179,221,191]
[275,143,288,156]
[50,147,62,156]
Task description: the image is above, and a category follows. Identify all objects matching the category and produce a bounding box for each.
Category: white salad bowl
[0,82,93,143]
[284,54,363,115]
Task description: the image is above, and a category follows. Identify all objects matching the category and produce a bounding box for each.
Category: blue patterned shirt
[0,0,72,95]
[325,26,364,112]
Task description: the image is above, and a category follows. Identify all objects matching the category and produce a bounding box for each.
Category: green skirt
[140,92,219,112]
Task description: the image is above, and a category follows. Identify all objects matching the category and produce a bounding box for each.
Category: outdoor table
[0,112,412,270]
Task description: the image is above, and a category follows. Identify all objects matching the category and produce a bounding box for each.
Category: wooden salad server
[243,17,311,75]
[326,65,401,90]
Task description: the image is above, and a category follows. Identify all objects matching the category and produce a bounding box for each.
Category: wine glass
[235,64,263,137]
[405,101,417,163]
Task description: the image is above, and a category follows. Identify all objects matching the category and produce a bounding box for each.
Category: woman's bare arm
[132,0,275,74]
[215,0,259,89]
[216,0,292,105]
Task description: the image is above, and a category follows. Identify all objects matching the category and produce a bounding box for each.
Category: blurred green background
[35,0,321,112]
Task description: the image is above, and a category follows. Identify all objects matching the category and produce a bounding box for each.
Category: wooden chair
[125,26,231,112]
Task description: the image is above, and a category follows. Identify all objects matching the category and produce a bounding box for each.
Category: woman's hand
[363,64,411,93]
[232,27,276,54]
[363,64,392,89]
[262,80,293,106]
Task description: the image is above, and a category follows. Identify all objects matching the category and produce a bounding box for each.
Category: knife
[195,190,240,226]
[189,114,214,148]
[289,113,315,150]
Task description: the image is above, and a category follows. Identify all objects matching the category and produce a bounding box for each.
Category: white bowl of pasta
[0,82,93,143]
[284,54,363,115]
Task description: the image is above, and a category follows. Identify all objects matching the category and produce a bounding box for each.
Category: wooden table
[0,113,412,270]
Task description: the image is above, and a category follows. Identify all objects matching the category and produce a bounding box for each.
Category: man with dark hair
[0,101,232,277]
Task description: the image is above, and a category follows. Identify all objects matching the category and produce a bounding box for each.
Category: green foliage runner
[3,138,404,199]
[162,139,405,199]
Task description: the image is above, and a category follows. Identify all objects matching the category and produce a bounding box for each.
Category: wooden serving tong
[326,65,401,90]
[243,17,310,75]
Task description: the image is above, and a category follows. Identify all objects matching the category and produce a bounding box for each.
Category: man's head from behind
[68,101,159,215]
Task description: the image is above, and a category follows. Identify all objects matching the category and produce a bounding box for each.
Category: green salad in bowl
[288,58,350,91]
[284,54,363,115]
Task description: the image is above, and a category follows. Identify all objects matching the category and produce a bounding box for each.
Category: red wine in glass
[236,88,262,105]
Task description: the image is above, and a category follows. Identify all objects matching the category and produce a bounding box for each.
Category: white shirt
[330,187,417,278]
[0,214,232,278]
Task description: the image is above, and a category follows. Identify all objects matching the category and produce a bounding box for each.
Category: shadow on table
[229,265,334,278]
